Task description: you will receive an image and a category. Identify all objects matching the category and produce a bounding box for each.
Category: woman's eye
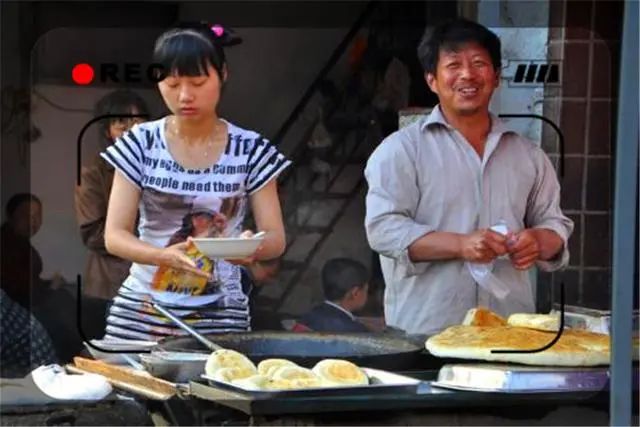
[191,80,206,87]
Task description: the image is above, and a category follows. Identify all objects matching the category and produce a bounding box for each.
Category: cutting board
[69,357,177,400]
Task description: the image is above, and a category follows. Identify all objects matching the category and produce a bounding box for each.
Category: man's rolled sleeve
[364,135,433,276]
[534,221,571,271]
[527,149,575,272]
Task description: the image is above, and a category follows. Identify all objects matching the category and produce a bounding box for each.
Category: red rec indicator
[72,63,94,85]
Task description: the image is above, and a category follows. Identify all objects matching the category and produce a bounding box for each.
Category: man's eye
[446,62,460,69]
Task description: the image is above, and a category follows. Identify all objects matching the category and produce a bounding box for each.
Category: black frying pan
[156,331,424,371]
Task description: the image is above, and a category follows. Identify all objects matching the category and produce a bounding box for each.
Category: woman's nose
[178,86,195,102]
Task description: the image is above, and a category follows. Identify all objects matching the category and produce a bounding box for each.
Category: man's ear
[425,71,437,94]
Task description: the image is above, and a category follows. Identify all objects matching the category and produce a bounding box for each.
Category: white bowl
[192,235,264,259]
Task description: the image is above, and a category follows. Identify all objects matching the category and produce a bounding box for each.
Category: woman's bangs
[154,36,217,78]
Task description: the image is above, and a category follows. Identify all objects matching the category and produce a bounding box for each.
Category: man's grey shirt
[364,106,574,335]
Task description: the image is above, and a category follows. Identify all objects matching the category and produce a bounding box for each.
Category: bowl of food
[192,232,265,259]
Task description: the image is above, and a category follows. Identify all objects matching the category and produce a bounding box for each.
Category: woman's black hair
[417,18,502,74]
[153,22,242,80]
[6,193,41,218]
[94,89,149,142]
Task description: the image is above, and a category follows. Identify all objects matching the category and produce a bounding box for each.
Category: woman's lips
[180,107,198,115]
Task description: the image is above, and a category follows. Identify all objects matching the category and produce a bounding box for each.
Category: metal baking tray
[139,351,209,384]
[431,364,612,393]
[196,368,421,398]
[551,304,639,334]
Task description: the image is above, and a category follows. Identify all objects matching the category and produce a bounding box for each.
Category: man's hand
[460,229,508,263]
[507,229,540,270]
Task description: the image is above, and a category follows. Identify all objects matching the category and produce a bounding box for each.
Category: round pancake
[204,349,257,377]
[211,366,256,383]
[312,359,369,386]
[231,374,270,391]
[257,358,298,378]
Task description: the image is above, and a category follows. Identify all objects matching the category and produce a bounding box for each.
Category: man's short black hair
[417,18,502,74]
[6,193,41,218]
[321,258,369,302]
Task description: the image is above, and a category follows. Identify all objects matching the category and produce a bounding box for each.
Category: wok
[146,331,425,382]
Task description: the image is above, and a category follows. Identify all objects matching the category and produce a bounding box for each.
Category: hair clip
[211,24,225,37]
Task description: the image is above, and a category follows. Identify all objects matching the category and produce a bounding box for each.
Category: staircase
[255,121,379,316]
[248,2,381,317]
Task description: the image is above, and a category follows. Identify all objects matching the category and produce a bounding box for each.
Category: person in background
[364,19,573,336]
[0,289,57,378]
[0,193,45,309]
[0,193,79,362]
[75,90,149,301]
[297,258,370,333]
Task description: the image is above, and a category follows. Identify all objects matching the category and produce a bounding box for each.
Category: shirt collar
[420,104,513,137]
[324,300,355,320]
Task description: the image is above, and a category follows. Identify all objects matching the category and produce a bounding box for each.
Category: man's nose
[459,63,473,79]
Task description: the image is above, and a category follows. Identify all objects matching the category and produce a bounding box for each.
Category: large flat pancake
[426,325,610,366]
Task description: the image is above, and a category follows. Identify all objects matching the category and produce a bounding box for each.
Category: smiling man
[364,19,574,335]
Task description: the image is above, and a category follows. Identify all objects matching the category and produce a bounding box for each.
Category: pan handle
[152,303,223,352]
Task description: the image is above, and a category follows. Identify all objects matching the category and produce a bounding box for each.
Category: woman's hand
[225,230,263,266]
[155,241,210,278]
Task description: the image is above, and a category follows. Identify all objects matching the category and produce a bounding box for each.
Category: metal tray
[431,363,611,393]
[139,351,209,384]
[197,368,420,398]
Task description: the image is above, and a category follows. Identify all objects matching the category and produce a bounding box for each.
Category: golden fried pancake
[462,307,507,327]
[266,366,323,389]
[204,349,257,377]
[312,359,369,386]
[231,374,270,391]
[507,313,561,332]
[257,359,299,378]
[426,325,610,366]
[211,367,256,383]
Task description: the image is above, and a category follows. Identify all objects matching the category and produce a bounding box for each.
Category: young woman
[102,23,290,341]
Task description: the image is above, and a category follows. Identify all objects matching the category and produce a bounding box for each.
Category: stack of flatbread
[426,307,612,366]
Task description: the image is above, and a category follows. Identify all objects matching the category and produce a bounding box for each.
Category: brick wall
[537,0,624,312]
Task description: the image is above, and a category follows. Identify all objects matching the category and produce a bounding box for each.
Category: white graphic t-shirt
[100,117,290,341]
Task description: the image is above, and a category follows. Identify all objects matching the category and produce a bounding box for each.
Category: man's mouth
[458,87,479,96]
